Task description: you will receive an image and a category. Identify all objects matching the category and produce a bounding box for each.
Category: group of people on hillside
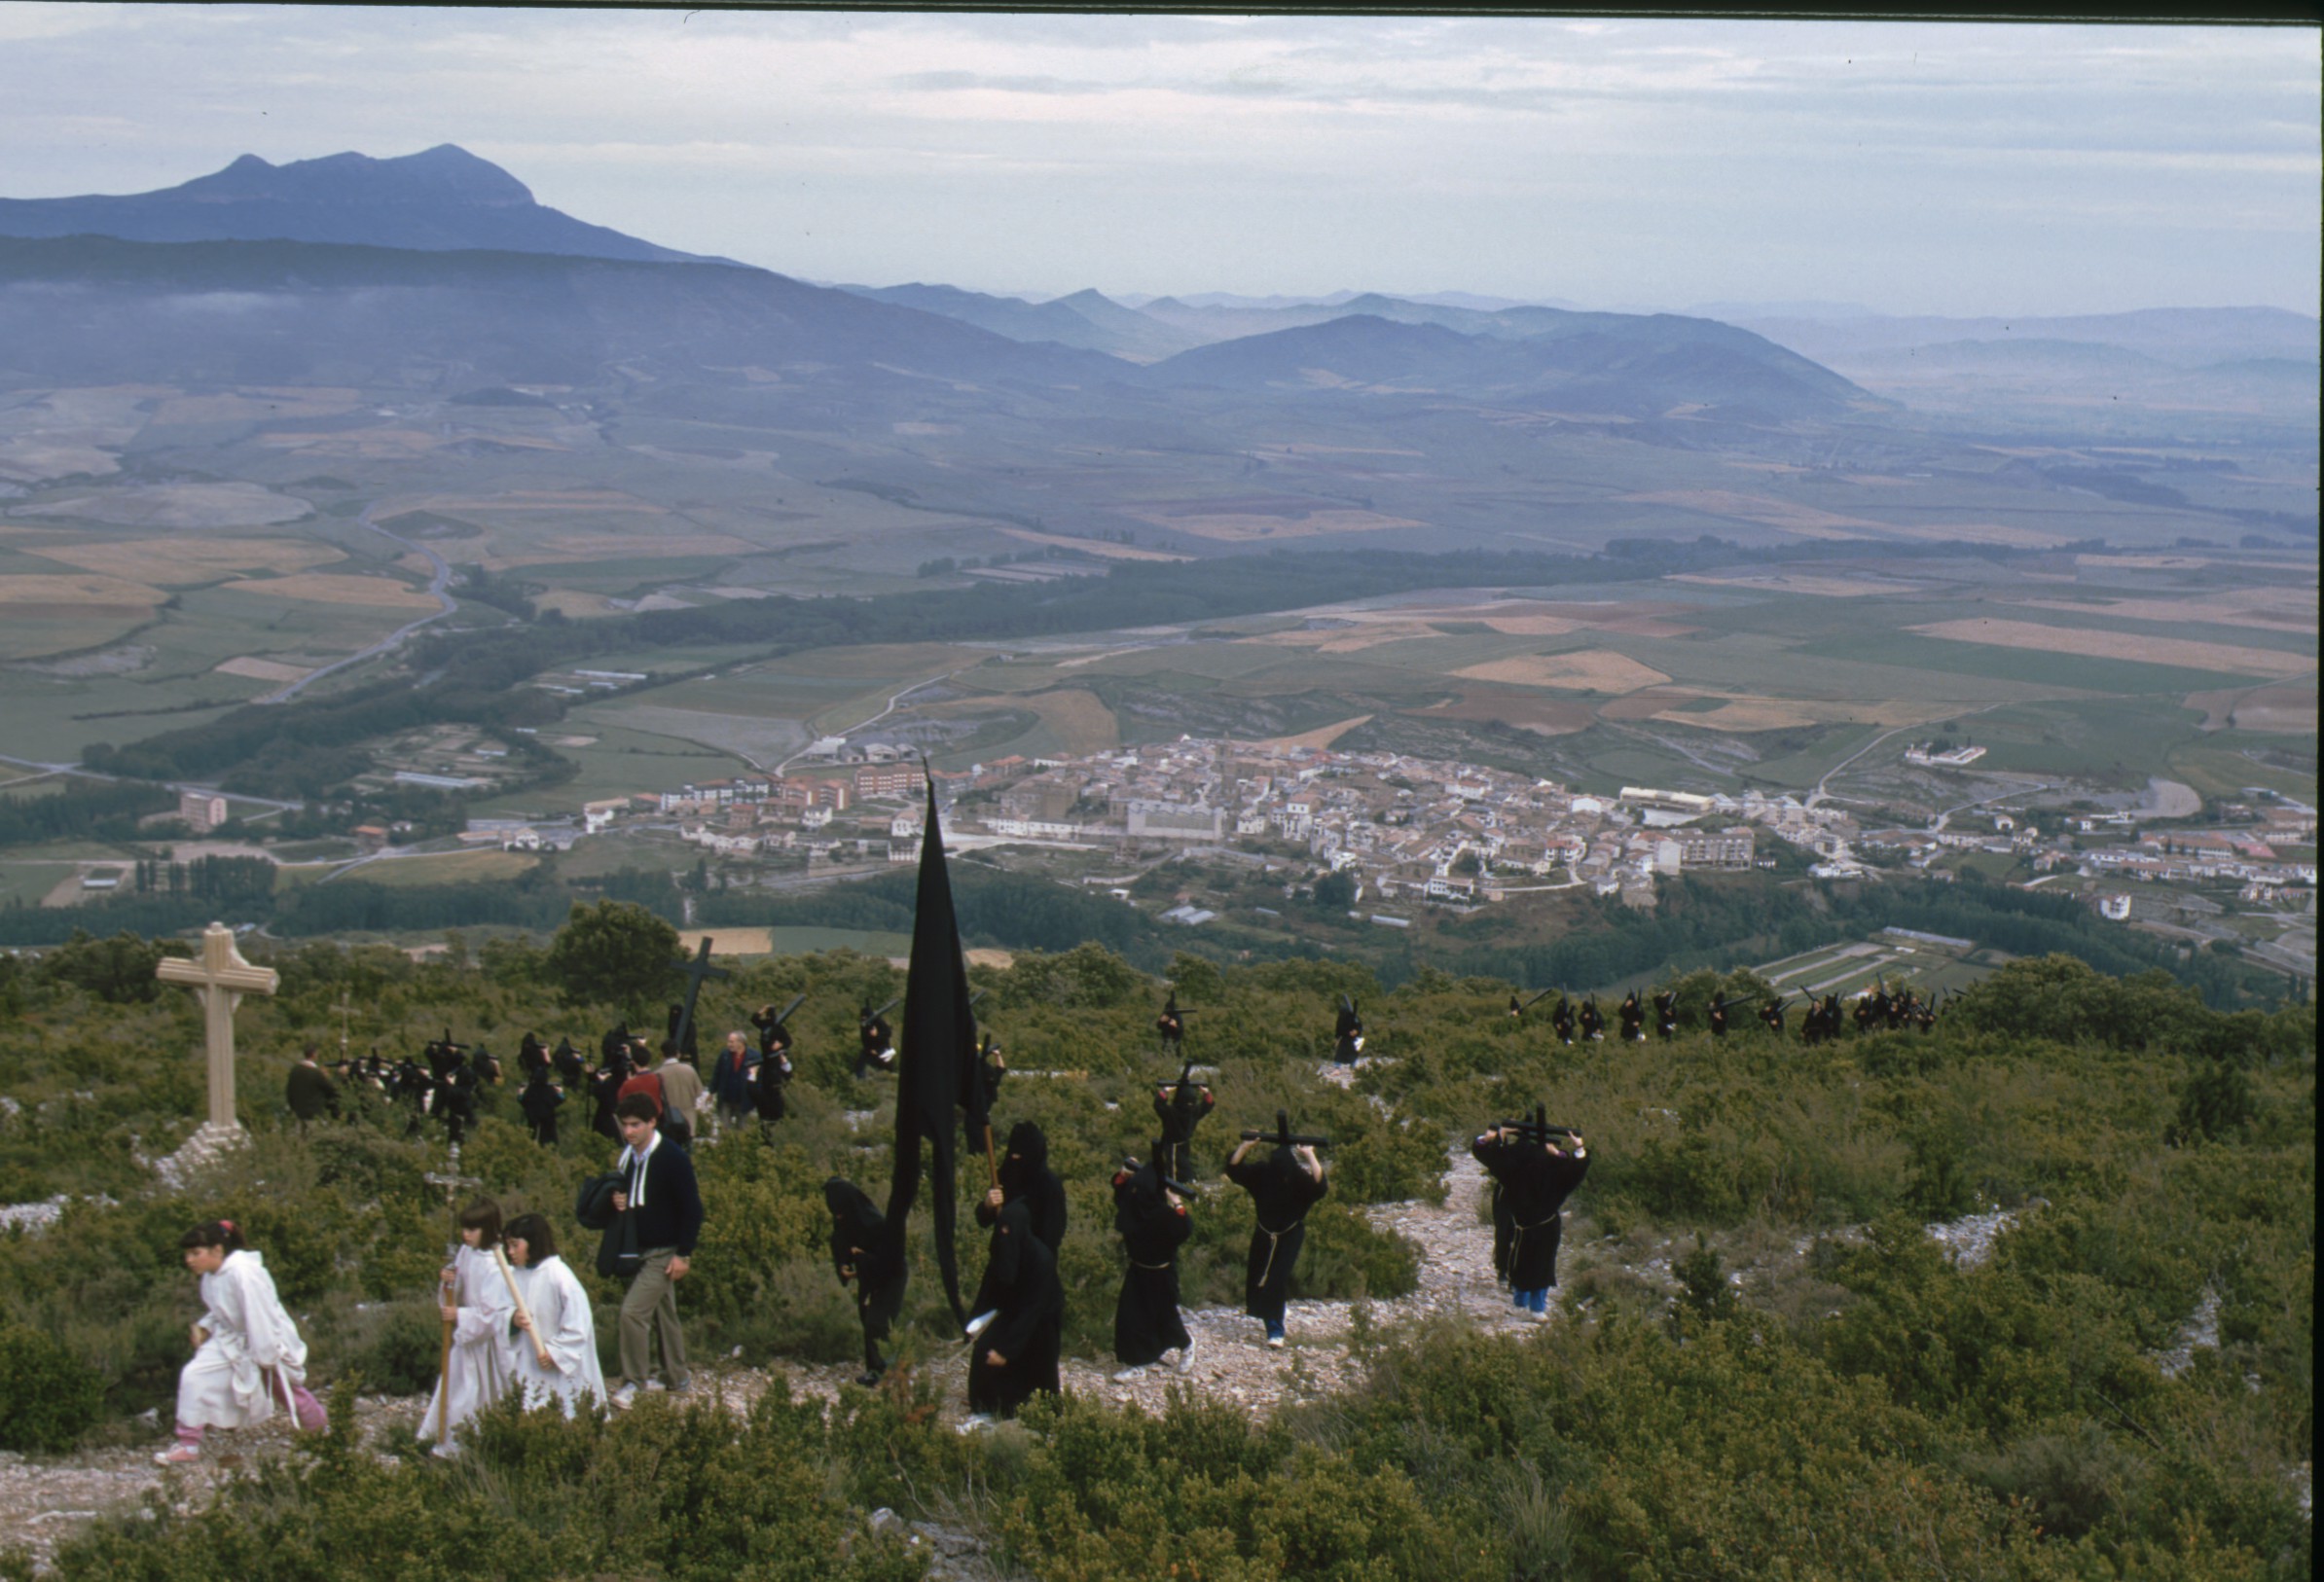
[182,989,1605,1463]
[161,1083,705,1466]
[285,1001,806,1152]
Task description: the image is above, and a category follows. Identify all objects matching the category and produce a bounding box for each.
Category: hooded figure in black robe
[1152,1069,1216,1184]
[1579,997,1605,1042]
[1110,1162,1193,1369]
[1222,1137,1327,1340]
[518,1032,550,1081]
[965,1199,1063,1419]
[1550,996,1576,1046]
[589,1048,630,1141]
[748,1007,795,1131]
[1654,991,1679,1041]
[1618,991,1646,1042]
[977,1120,1067,1254]
[1472,1130,1527,1286]
[1331,1000,1364,1066]
[553,1038,586,1088]
[1471,1127,1590,1298]
[856,1004,895,1080]
[965,1036,1006,1155]
[825,1178,907,1385]
[519,1066,564,1146]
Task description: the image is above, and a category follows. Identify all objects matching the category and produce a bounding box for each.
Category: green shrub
[0,1321,104,1452]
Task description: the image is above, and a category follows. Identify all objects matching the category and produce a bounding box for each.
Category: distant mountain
[1144,311,1870,422]
[841,281,1120,349]
[0,145,718,265]
[842,282,1200,362]
[1733,306,2320,437]
[1043,289,1205,361]
[1736,306,2319,372]
[0,234,1123,390]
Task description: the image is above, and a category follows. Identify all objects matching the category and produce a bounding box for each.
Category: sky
[0,6,2316,318]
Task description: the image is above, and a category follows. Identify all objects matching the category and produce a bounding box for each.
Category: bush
[0,1321,104,1452]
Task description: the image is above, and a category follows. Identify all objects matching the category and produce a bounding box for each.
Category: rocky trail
[0,1135,2177,1576]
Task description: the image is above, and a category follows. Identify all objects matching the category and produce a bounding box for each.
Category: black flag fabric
[886,772,983,1328]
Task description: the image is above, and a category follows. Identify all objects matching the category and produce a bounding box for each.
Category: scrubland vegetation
[0,919,2309,1580]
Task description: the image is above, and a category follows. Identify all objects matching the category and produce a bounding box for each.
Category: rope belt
[1130,1258,1174,1272]
[1506,1211,1558,1276]
[1253,1217,1305,1289]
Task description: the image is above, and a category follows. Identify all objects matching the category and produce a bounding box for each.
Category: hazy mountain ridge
[0,144,720,266]
[0,234,1125,390]
[1143,310,1870,421]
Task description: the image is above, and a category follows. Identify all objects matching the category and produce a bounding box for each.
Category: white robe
[176,1249,309,1430]
[421,1244,517,1448]
[508,1255,606,1417]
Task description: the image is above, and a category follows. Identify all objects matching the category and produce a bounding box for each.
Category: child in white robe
[421,1198,517,1457]
[158,1219,327,1465]
[501,1212,607,1418]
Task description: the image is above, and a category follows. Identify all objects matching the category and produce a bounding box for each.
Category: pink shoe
[154,1444,202,1466]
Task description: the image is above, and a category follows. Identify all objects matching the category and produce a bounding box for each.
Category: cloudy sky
[1,6,2315,317]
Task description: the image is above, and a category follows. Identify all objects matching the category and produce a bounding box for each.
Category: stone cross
[158,921,280,1132]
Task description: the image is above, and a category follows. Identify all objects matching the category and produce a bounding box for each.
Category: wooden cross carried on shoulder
[157,921,279,1133]
[670,936,730,1057]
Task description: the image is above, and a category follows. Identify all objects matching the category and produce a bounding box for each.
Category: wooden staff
[492,1245,555,1369]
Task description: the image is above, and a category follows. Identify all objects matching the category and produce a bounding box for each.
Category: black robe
[856,1014,894,1079]
[976,1121,1068,1255]
[1471,1133,1528,1285]
[519,1075,563,1145]
[826,1179,906,1376]
[966,1201,1063,1418]
[589,1061,629,1141]
[1151,1080,1215,1184]
[1474,1139,1590,1291]
[1223,1144,1327,1325]
[1111,1164,1192,1366]
[752,1041,793,1126]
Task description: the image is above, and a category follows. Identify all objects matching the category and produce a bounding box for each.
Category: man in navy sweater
[609,1093,705,1405]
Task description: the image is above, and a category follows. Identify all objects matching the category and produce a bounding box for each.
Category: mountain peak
[177,144,536,207]
[0,146,705,264]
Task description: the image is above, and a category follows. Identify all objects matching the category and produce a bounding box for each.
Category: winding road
[258,503,457,704]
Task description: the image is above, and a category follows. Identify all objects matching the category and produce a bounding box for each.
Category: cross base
[154,1121,247,1192]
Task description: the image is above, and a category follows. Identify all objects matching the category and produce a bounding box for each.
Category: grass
[1797,631,2273,697]
[2166,737,2319,805]
[324,848,544,887]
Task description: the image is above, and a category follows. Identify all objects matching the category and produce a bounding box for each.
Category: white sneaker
[1175,1338,1197,1373]
[955,1413,995,1435]
[1111,1366,1145,1383]
[1265,1334,1285,1349]
[610,1384,638,1410]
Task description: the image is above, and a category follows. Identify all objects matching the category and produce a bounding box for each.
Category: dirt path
[0,1150,1541,1571]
